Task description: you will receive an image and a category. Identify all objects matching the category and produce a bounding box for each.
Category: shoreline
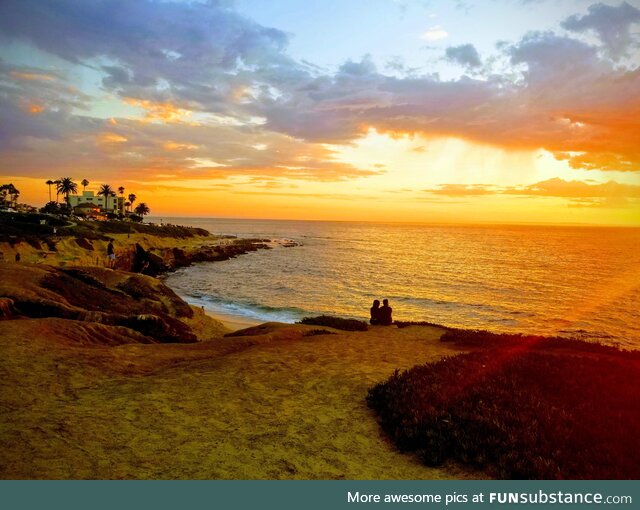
[204,309,264,332]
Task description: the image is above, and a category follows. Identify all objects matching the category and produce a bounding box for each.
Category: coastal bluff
[0,213,271,275]
[0,262,227,343]
[0,261,474,479]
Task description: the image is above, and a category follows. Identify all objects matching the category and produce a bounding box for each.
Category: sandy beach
[202,309,264,332]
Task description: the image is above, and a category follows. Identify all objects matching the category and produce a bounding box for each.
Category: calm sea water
[160,218,640,348]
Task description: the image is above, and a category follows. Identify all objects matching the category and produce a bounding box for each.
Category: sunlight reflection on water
[160,219,640,347]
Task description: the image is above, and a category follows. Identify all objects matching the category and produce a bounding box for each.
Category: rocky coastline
[124,237,272,276]
[0,217,274,345]
[0,212,273,276]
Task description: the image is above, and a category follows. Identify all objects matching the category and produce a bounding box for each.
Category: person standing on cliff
[107,240,115,268]
[378,299,393,326]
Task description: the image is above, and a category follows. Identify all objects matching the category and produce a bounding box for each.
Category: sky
[0,0,639,225]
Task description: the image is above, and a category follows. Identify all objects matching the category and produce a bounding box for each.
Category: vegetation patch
[298,315,368,332]
[440,328,633,356]
[302,329,337,337]
[396,320,447,329]
[91,221,209,238]
[0,213,209,244]
[0,214,64,243]
[367,342,640,479]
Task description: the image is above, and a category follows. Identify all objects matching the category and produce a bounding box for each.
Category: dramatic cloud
[262,33,639,171]
[562,2,640,59]
[0,0,298,118]
[445,44,482,68]
[0,0,639,188]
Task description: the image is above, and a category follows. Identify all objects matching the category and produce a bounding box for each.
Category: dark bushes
[297,315,368,332]
[440,328,637,357]
[395,320,446,329]
[93,221,209,238]
[367,342,640,479]
[302,329,337,337]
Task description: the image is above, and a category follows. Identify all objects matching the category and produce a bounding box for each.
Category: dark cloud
[445,44,482,68]
[562,2,640,59]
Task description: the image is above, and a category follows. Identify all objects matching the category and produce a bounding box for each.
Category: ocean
[160,218,640,348]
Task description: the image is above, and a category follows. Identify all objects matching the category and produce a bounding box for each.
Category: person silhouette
[378,299,393,326]
[107,240,115,268]
[370,299,380,325]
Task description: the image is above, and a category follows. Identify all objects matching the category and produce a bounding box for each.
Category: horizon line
[145,215,640,229]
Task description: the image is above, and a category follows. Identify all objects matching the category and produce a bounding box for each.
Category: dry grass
[0,320,478,479]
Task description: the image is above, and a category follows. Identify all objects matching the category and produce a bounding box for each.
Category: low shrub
[89,221,209,238]
[440,328,636,357]
[395,320,447,329]
[297,315,368,332]
[302,329,337,337]
[367,344,640,479]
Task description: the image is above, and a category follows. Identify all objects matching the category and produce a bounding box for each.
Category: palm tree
[118,186,125,197]
[8,184,19,208]
[46,180,54,202]
[127,193,136,212]
[56,177,78,206]
[81,179,89,192]
[54,179,61,203]
[134,202,150,220]
[98,184,115,212]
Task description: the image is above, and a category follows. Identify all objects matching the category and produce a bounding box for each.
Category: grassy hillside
[0,311,479,479]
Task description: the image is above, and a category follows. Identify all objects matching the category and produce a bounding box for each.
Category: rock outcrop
[128,238,271,276]
[0,262,225,344]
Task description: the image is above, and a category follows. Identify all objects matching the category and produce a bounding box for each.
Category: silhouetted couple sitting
[370,299,393,326]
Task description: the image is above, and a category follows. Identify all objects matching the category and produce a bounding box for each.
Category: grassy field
[0,319,478,479]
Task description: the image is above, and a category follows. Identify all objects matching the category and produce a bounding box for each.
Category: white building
[69,191,124,215]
